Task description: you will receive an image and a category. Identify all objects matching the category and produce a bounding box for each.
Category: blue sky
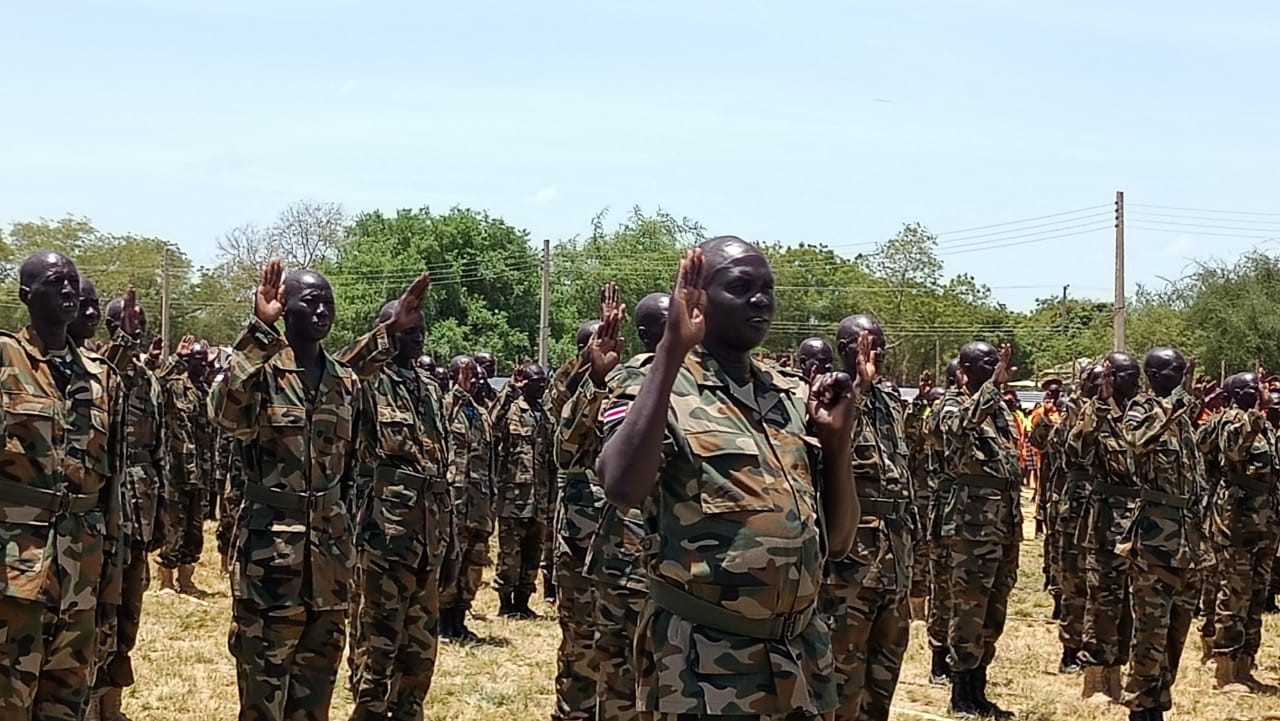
[4,0,1280,310]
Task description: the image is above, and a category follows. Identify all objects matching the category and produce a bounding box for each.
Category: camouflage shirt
[161,372,201,492]
[0,327,126,611]
[1115,388,1205,568]
[1205,407,1280,548]
[446,385,496,534]
[343,353,452,571]
[209,317,387,609]
[829,379,913,591]
[494,394,554,520]
[938,380,1023,542]
[101,333,167,547]
[603,347,834,716]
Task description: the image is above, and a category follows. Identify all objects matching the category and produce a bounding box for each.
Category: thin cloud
[531,186,559,205]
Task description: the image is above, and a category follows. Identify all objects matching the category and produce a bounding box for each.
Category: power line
[1130,203,1280,218]
[932,204,1112,236]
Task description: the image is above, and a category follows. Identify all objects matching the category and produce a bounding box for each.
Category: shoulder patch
[601,400,629,423]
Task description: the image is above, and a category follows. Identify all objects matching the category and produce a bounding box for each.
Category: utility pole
[934,338,941,383]
[1060,283,1070,331]
[538,238,550,368]
[1113,191,1125,351]
[161,247,171,353]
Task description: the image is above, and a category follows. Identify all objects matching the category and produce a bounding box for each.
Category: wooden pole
[1113,191,1125,351]
[538,238,550,368]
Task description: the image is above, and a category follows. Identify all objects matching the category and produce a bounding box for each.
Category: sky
[4,0,1280,310]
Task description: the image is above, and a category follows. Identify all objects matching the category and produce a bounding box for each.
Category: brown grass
[122,506,1280,721]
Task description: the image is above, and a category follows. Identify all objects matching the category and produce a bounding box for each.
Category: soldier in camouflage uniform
[1199,372,1279,692]
[903,371,934,625]
[1070,356,1138,704]
[216,429,245,573]
[938,341,1021,719]
[157,339,210,596]
[493,362,554,619]
[821,315,914,721]
[925,359,959,687]
[597,239,859,720]
[340,281,452,721]
[210,260,390,721]
[440,355,495,643]
[85,292,169,721]
[795,337,834,381]
[0,251,125,720]
[1114,348,1204,721]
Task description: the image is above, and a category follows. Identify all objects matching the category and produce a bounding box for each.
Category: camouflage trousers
[926,536,951,651]
[440,526,492,612]
[159,485,206,568]
[909,533,929,601]
[820,577,909,721]
[348,551,441,721]
[1197,565,1218,645]
[553,513,599,718]
[1212,541,1277,658]
[1080,547,1132,667]
[94,536,150,691]
[0,597,95,721]
[228,600,345,721]
[494,516,546,596]
[1123,558,1196,712]
[1053,515,1086,650]
[639,712,827,720]
[593,578,647,721]
[947,536,1019,672]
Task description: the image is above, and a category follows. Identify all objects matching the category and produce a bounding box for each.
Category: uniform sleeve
[334,324,394,379]
[98,368,127,606]
[446,392,470,490]
[208,317,286,438]
[101,331,140,390]
[555,375,608,472]
[148,372,170,551]
[1218,409,1267,464]
[955,380,1003,432]
[1119,397,1186,455]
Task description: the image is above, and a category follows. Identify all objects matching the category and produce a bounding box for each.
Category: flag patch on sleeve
[602,401,630,423]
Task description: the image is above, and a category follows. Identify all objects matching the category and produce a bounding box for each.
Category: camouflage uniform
[546,357,606,720]
[559,354,653,721]
[925,391,958,664]
[602,348,836,719]
[210,317,386,721]
[94,334,168,692]
[1033,401,1088,659]
[937,380,1022,674]
[493,389,554,604]
[903,397,932,608]
[543,360,578,602]
[821,379,914,721]
[0,328,125,719]
[1030,406,1065,603]
[1193,412,1226,655]
[341,349,452,721]
[216,431,246,564]
[1203,407,1279,661]
[1116,388,1204,714]
[440,385,496,616]
[158,369,204,571]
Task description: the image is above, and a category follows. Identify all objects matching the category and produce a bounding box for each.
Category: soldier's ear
[18,285,30,305]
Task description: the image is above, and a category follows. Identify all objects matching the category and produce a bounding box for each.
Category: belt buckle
[778,610,804,640]
[304,491,319,513]
[54,491,73,515]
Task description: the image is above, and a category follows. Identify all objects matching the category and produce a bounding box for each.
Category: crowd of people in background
[2,241,1277,721]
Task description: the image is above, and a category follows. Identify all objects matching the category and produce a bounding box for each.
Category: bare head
[836,314,886,374]
[634,292,670,353]
[697,236,774,353]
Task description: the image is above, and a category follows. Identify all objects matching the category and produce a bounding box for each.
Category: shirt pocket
[375,405,414,456]
[685,430,775,514]
[264,404,307,463]
[3,391,58,458]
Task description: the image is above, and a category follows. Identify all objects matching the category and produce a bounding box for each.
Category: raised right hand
[660,248,706,359]
[255,259,286,326]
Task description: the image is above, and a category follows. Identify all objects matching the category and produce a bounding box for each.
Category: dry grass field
[123,497,1280,721]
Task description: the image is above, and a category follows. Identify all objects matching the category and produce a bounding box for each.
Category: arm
[101,331,140,390]
[817,382,860,559]
[1028,411,1054,451]
[334,323,394,379]
[97,369,127,608]
[957,380,1004,431]
[555,373,608,472]
[1119,396,1191,455]
[208,317,286,439]
[1218,409,1268,464]
[598,351,680,510]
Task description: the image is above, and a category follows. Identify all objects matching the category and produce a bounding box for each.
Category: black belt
[373,465,448,494]
[0,478,97,514]
[1094,482,1140,499]
[1139,489,1189,510]
[1227,473,1272,495]
[956,474,1015,491]
[244,483,341,512]
[859,497,910,517]
[649,577,814,641]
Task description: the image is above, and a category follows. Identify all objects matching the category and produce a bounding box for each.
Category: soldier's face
[1144,350,1186,397]
[798,343,834,381]
[284,273,335,343]
[523,370,549,401]
[392,313,425,362]
[25,256,81,327]
[69,282,101,342]
[704,254,775,353]
[960,345,999,389]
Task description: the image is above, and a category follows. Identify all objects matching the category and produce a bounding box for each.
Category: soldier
[926,359,960,686]
[0,251,125,719]
[473,351,499,409]
[157,338,210,596]
[1202,372,1279,692]
[440,355,496,643]
[87,291,168,721]
[1114,348,1203,721]
[597,239,858,720]
[1072,356,1138,704]
[341,277,450,721]
[939,341,1021,719]
[210,259,391,721]
[822,314,914,721]
[795,336,834,380]
[903,371,936,623]
[566,290,668,721]
[493,362,554,619]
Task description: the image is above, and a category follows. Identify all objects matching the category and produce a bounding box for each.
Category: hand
[389,272,431,333]
[854,330,877,393]
[1099,361,1115,401]
[1182,357,1198,394]
[955,365,969,392]
[175,335,195,359]
[918,370,933,396]
[121,287,144,337]
[148,337,164,361]
[992,343,1018,386]
[255,258,286,326]
[589,287,626,386]
[599,281,620,323]
[659,249,706,359]
[807,371,855,441]
[1260,385,1272,411]
[457,359,476,394]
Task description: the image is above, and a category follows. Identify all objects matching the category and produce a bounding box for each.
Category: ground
[123,507,1280,721]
